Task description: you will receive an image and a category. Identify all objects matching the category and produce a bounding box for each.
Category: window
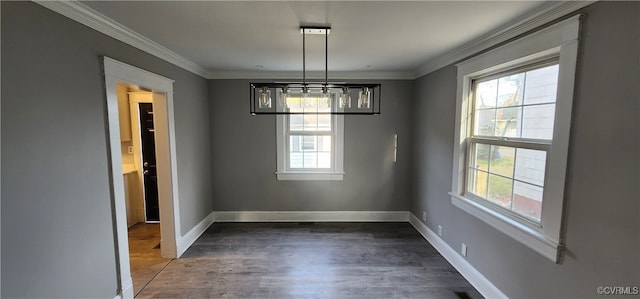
[451,16,580,262]
[467,62,558,222]
[276,92,344,180]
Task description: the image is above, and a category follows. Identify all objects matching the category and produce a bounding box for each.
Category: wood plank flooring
[128,223,172,296]
[135,222,482,298]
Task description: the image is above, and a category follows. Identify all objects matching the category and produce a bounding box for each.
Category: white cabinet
[117,83,132,141]
[123,171,144,227]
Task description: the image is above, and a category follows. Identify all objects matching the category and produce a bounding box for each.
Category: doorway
[120,89,170,295]
[103,57,181,298]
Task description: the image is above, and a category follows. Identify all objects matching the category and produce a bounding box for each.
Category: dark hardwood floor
[128,223,172,296]
[135,222,482,298]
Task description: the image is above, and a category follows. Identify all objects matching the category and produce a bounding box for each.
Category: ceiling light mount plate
[300,26,331,35]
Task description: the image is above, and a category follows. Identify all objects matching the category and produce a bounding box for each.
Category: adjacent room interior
[1,1,638,299]
[115,84,172,295]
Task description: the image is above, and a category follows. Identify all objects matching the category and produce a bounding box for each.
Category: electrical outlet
[422,211,427,222]
[127,146,134,155]
[461,243,468,257]
[437,225,442,236]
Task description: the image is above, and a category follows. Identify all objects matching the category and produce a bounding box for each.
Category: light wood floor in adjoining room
[134,222,482,298]
[128,223,172,296]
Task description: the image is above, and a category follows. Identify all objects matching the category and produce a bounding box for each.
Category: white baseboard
[408,213,508,299]
[212,211,409,222]
[177,211,216,257]
[114,277,134,299]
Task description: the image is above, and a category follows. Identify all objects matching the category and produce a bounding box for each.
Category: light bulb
[281,87,290,108]
[321,86,331,108]
[302,86,310,108]
[258,87,271,108]
[339,87,351,108]
[358,87,370,109]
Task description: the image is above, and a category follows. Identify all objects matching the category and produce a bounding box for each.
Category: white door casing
[103,57,180,298]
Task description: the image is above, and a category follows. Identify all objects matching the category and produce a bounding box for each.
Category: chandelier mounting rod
[325,28,328,88]
[249,26,381,115]
[302,28,306,87]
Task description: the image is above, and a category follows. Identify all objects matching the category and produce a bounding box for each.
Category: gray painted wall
[2,1,638,298]
[1,2,213,298]
[209,80,413,211]
[410,2,639,298]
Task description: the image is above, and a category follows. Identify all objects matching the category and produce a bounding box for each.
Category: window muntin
[465,62,559,223]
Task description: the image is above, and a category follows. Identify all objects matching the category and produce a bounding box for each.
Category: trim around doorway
[102,57,181,299]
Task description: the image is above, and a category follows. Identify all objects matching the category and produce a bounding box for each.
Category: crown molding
[413,1,596,78]
[35,0,594,81]
[206,70,415,80]
[34,0,209,78]
[33,0,411,80]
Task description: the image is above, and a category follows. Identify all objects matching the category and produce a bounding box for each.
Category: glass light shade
[339,87,351,108]
[281,87,290,108]
[322,97,331,108]
[302,86,311,108]
[258,87,272,108]
[320,86,331,107]
[358,87,371,108]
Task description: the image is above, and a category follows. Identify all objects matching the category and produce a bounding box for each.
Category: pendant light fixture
[250,26,381,115]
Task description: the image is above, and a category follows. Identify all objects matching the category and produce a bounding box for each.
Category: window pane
[303,152,317,168]
[475,79,497,108]
[318,153,331,168]
[301,136,316,151]
[290,114,303,131]
[303,97,317,109]
[317,114,331,131]
[489,146,515,178]
[495,107,521,138]
[468,169,488,199]
[302,114,318,131]
[514,148,546,186]
[474,109,496,136]
[523,64,558,105]
[318,136,332,152]
[513,181,543,221]
[290,136,300,152]
[522,104,555,140]
[290,152,303,168]
[471,143,490,171]
[497,73,524,107]
[317,98,332,113]
[487,174,513,209]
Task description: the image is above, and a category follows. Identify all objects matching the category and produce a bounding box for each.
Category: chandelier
[250,26,381,115]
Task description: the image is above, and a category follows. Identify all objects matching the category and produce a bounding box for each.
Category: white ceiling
[81,1,552,76]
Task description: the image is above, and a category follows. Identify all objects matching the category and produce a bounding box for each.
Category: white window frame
[450,16,580,262]
[276,94,345,181]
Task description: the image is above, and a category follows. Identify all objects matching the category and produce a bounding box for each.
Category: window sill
[449,193,560,263]
[276,172,344,181]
